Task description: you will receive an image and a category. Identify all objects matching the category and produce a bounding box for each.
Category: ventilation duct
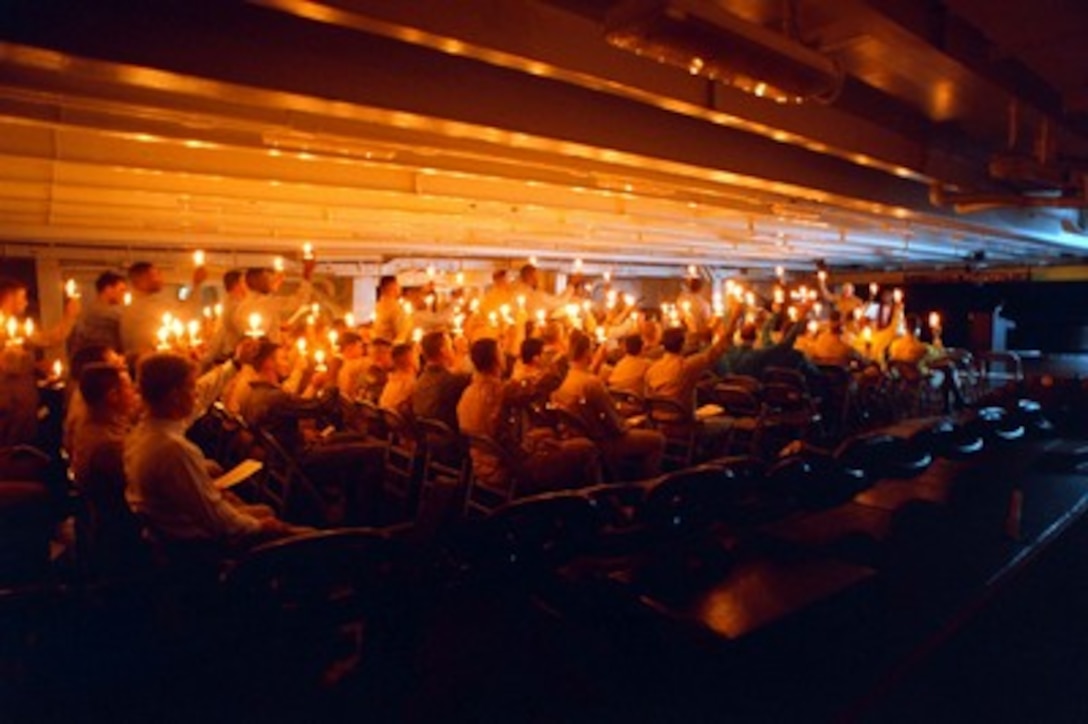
[604,0,842,104]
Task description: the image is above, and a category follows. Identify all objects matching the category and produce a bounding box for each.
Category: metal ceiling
[1,0,1088,274]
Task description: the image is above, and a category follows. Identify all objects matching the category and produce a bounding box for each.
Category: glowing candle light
[344,312,355,328]
[500,303,511,318]
[869,282,879,297]
[51,359,63,379]
[187,320,201,344]
[162,312,173,327]
[296,338,308,355]
[774,287,785,305]
[595,327,606,343]
[516,295,526,310]
[603,270,612,282]
[273,256,285,273]
[325,331,336,348]
[818,270,828,282]
[529,255,538,266]
[623,293,636,307]
[411,327,424,343]
[744,291,755,307]
[193,250,206,267]
[893,288,903,304]
[807,319,818,334]
[862,326,873,343]
[488,311,499,327]
[156,327,171,350]
[455,271,465,286]
[535,309,546,324]
[247,312,264,337]
[775,265,785,280]
[64,279,80,298]
[4,317,15,339]
[425,294,435,309]
[310,302,320,316]
[681,300,692,314]
[929,312,941,330]
[426,264,436,279]
[213,303,223,318]
[171,319,184,338]
[23,319,34,338]
[306,314,316,327]
[687,264,697,278]
[123,291,132,306]
[566,303,580,319]
[302,242,314,260]
[573,258,584,273]
[788,306,798,322]
[313,349,327,373]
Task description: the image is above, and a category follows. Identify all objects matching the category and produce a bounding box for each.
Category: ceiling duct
[604,0,843,104]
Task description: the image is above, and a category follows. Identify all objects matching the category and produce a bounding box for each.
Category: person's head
[370,337,393,367]
[841,282,856,297]
[470,337,502,376]
[829,310,844,335]
[127,262,164,294]
[420,331,453,367]
[622,333,644,357]
[0,277,29,316]
[80,362,137,418]
[137,353,196,420]
[687,277,704,294]
[540,321,564,347]
[519,263,539,289]
[252,339,289,381]
[568,330,593,365]
[244,267,273,295]
[223,269,245,297]
[520,337,545,366]
[339,331,364,359]
[662,327,686,354]
[739,322,759,344]
[94,271,127,304]
[378,275,400,300]
[70,344,123,381]
[904,313,921,337]
[492,269,508,286]
[391,342,417,373]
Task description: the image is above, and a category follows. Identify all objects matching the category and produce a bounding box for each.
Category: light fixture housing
[605,0,842,104]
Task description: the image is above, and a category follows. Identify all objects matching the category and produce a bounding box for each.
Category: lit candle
[51,359,63,379]
[893,288,903,304]
[213,303,223,318]
[64,279,80,299]
[744,291,755,307]
[773,287,785,305]
[595,327,606,343]
[789,306,799,322]
[488,311,499,328]
[23,319,34,338]
[273,256,285,273]
[296,338,308,355]
[455,271,465,286]
[313,349,327,373]
[426,264,436,279]
[193,249,206,267]
[807,319,818,335]
[535,309,546,324]
[862,326,873,344]
[302,242,314,260]
[412,327,424,343]
[603,270,612,282]
[623,293,636,307]
[818,270,828,282]
[775,265,785,280]
[327,330,339,347]
[344,312,355,328]
[202,306,212,320]
[310,302,320,316]
[156,327,171,350]
[565,303,580,319]
[573,258,584,273]
[814,302,823,316]
[516,295,526,310]
[247,312,264,338]
[687,264,697,278]
[306,314,316,327]
[162,312,173,327]
[929,312,941,330]
[869,282,879,297]
[187,320,201,344]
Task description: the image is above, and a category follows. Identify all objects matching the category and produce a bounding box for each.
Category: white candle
[51,359,63,379]
[344,312,355,328]
[893,288,903,304]
[193,250,206,267]
[273,256,285,273]
[313,349,327,373]
[123,291,133,306]
[247,312,264,337]
[64,279,80,299]
[302,242,314,260]
[412,327,424,343]
[929,312,941,330]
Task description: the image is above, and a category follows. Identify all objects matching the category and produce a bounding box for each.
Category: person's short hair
[492,269,507,283]
[0,277,26,299]
[94,271,126,294]
[339,331,363,350]
[662,327,686,354]
[391,343,415,367]
[419,331,447,363]
[127,262,154,281]
[470,338,501,374]
[70,344,113,380]
[623,334,644,356]
[520,337,545,364]
[370,337,392,349]
[378,275,398,294]
[688,277,704,294]
[137,353,193,407]
[568,330,592,362]
[740,322,758,343]
[540,321,563,345]
[251,339,281,370]
[79,363,124,408]
[519,263,537,282]
[244,267,267,289]
[223,269,243,292]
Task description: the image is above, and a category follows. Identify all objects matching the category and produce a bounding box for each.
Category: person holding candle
[201,269,249,366]
[68,270,128,357]
[373,275,411,345]
[234,259,316,345]
[816,273,864,319]
[411,331,471,431]
[119,261,207,355]
[601,334,652,397]
[378,343,419,416]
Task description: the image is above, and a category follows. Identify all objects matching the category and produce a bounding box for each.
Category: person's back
[606,335,650,396]
[411,331,470,429]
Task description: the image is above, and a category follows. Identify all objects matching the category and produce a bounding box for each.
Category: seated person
[357,337,394,403]
[459,338,600,493]
[552,333,665,481]
[124,353,295,552]
[602,334,651,397]
[335,331,368,400]
[378,342,419,415]
[510,337,563,396]
[645,318,734,414]
[807,312,867,369]
[411,331,471,430]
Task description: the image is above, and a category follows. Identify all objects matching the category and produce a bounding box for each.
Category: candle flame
[193,250,206,267]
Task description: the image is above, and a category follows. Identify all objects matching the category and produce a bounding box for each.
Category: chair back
[463,433,521,518]
[415,418,470,530]
[609,388,647,419]
[644,397,697,470]
[762,366,808,392]
[710,384,763,418]
[249,427,325,522]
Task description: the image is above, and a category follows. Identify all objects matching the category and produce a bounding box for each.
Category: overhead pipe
[929,182,1088,213]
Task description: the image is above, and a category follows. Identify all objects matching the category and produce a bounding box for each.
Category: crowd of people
[0,256,960,567]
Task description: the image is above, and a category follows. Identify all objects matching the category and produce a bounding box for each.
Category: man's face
[143,268,165,294]
[372,344,393,368]
[102,281,128,305]
[166,372,197,420]
[2,288,28,316]
[273,348,291,380]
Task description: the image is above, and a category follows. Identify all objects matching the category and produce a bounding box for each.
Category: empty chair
[462,433,524,518]
[414,418,470,532]
[979,351,1024,395]
[644,397,698,470]
[708,383,765,457]
[375,407,423,522]
[249,426,327,524]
